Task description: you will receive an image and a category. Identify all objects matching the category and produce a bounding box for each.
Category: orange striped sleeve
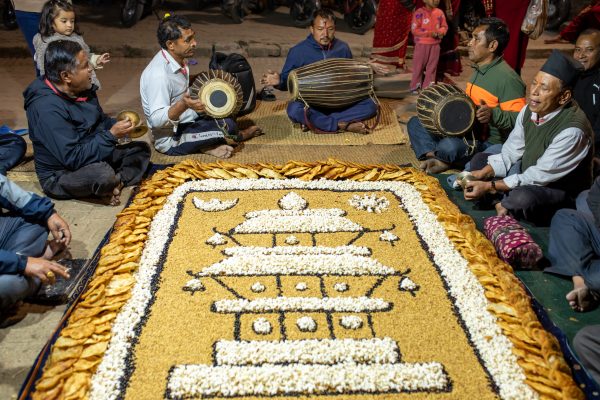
[465,83,499,107]
[499,97,526,112]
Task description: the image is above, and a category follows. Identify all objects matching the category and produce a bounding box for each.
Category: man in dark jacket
[573,29,600,155]
[23,40,150,206]
[260,8,381,134]
[0,174,71,311]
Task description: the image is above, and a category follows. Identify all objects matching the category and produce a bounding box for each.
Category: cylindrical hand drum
[417,83,475,137]
[190,70,243,118]
[287,58,375,109]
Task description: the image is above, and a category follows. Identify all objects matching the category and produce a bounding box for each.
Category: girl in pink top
[409,0,448,92]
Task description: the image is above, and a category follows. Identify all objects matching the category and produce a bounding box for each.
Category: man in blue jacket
[0,174,71,313]
[260,8,381,134]
[23,40,151,206]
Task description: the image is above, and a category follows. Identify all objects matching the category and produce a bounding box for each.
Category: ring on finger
[46,271,55,279]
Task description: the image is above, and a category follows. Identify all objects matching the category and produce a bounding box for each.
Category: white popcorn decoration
[193,197,238,212]
[295,282,308,291]
[399,277,418,292]
[279,191,307,210]
[183,278,204,292]
[296,316,317,332]
[251,282,266,293]
[340,315,363,330]
[89,178,538,400]
[285,235,300,245]
[206,233,227,246]
[379,230,398,243]
[334,282,349,292]
[252,318,272,335]
[349,193,390,213]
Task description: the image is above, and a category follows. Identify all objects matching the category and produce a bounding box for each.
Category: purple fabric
[483,215,543,268]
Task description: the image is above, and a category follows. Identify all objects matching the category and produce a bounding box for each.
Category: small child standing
[33,0,109,88]
[409,0,448,93]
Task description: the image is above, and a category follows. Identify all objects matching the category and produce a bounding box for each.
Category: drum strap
[463,130,478,156]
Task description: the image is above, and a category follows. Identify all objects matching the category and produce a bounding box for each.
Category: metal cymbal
[116,110,148,138]
[130,124,148,138]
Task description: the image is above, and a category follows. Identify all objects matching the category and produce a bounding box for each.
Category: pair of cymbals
[116,110,148,138]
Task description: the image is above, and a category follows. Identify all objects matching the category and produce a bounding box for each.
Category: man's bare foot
[426,159,450,174]
[42,240,68,260]
[236,125,264,142]
[109,184,122,206]
[495,202,508,216]
[419,158,450,174]
[339,121,369,134]
[203,144,234,159]
[566,276,600,312]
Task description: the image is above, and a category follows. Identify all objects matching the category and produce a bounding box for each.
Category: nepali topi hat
[540,49,584,87]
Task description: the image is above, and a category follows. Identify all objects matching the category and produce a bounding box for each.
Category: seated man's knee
[503,187,537,210]
[93,163,120,196]
[286,101,305,124]
[551,208,578,227]
[435,138,465,164]
[0,274,38,310]
[407,116,423,135]
[469,152,490,171]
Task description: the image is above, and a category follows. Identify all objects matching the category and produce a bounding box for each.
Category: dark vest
[522,102,593,196]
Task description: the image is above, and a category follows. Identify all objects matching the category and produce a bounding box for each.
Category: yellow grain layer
[29,159,583,400]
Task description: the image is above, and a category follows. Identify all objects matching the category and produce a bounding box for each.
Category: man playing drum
[260,8,385,135]
[408,18,526,174]
[140,15,261,158]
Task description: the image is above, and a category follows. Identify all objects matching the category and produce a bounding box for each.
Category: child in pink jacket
[410,0,448,92]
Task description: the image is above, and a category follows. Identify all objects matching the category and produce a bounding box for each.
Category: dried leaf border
[27,159,583,400]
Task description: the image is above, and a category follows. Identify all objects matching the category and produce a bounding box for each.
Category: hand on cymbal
[463,180,490,200]
[110,119,134,139]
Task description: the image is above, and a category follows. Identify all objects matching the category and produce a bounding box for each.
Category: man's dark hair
[312,8,336,25]
[157,15,192,49]
[478,17,510,57]
[39,0,81,38]
[579,28,600,39]
[44,40,83,83]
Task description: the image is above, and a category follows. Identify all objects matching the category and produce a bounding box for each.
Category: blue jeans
[15,10,41,75]
[0,216,48,310]
[0,133,26,175]
[546,207,600,291]
[287,98,377,133]
[407,116,492,168]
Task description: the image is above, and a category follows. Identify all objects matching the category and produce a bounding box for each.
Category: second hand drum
[416,83,476,138]
[190,70,244,119]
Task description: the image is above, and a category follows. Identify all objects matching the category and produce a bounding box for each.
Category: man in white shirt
[463,50,593,225]
[140,15,261,158]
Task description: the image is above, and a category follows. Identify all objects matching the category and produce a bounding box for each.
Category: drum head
[416,83,475,137]
[438,98,475,137]
[190,70,243,118]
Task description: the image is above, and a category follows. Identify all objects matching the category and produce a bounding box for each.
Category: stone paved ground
[0,1,556,397]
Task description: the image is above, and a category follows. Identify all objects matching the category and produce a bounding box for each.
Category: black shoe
[258,87,276,102]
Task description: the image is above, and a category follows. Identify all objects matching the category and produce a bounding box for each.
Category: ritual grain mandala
[27,160,583,400]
